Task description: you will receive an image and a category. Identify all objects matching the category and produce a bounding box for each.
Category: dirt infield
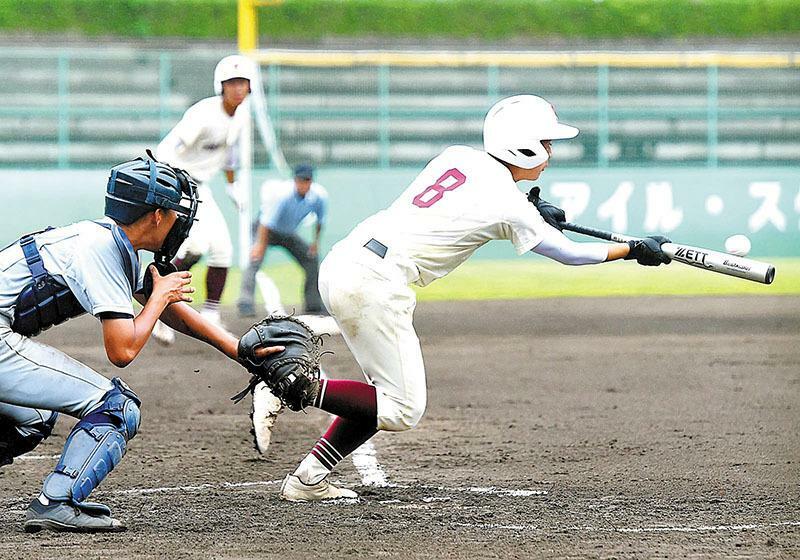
[1,296,798,559]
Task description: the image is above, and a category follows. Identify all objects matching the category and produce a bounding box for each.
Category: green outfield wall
[1,167,798,262]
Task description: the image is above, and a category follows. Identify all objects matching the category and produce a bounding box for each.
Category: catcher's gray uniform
[0,218,142,452]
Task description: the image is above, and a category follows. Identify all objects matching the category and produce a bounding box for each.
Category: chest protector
[12,223,138,338]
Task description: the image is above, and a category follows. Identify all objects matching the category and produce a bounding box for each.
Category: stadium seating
[1,49,798,167]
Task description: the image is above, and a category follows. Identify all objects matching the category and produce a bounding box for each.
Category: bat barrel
[661,243,775,284]
[559,222,776,285]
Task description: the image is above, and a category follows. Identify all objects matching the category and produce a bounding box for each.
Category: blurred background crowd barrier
[2,47,798,170]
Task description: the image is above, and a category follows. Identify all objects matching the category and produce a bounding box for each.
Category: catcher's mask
[104,151,199,265]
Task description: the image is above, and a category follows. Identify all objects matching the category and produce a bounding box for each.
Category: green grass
[195,258,800,309]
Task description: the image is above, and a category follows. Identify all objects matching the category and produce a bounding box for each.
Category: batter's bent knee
[377,392,426,432]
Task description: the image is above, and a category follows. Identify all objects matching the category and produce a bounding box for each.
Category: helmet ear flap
[521,140,549,167]
[483,95,577,169]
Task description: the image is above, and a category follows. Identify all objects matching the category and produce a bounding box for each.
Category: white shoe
[280,474,358,502]
[200,307,233,334]
[151,320,175,346]
[251,382,284,456]
[295,315,341,336]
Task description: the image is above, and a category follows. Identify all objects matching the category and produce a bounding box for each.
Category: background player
[237,163,328,318]
[273,95,671,501]
[152,54,254,344]
[237,163,330,456]
[0,156,283,532]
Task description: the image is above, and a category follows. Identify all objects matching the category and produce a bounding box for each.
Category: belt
[363,238,388,259]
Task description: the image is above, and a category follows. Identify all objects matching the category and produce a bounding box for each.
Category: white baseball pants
[177,185,233,268]
[318,246,426,432]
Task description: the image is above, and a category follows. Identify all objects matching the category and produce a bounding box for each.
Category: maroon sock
[311,416,378,472]
[205,266,228,304]
[314,379,377,421]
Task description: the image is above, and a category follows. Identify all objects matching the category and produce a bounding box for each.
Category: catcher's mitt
[233,315,323,412]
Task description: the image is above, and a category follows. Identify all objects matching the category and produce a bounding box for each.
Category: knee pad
[95,377,142,440]
[42,378,141,503]
[0,412,58,466]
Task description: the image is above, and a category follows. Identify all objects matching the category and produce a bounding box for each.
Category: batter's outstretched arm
[532,224,630,264]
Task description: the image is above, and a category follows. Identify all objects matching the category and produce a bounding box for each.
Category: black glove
[233,315,322,411]
[527,187,566,231]
[624,236,672,266]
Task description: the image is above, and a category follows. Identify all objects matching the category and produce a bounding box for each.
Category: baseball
[724,234,751,256]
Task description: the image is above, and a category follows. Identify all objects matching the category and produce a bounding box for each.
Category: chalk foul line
[351,440,389,487]
[451,520,800,534]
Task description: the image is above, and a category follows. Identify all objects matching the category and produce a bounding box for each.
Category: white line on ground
[115,479,283,495]
[111,478,543,498]
[351,441,389,487]
[451,521,800,534]
[15,454,61,461]
[388,482,547,497]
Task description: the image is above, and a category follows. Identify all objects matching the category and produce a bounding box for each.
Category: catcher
[235,94,671,502]
[0,155,285,533]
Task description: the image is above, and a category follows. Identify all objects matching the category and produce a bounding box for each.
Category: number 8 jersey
[337,145,548,286]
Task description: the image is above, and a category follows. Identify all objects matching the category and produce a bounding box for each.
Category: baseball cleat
[24,496,126,533]
[250,382,284,455]
[151,320,175,346]
[280,474,358,502]
[200,307,226,329]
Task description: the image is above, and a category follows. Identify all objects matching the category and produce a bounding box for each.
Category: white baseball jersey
[338,145,547,286]
[320,145,610,432]
[156,96,245,267]
[155,96,245,185]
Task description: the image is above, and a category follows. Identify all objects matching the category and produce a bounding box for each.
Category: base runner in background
[274,95,671,501]
[151,54,255,345]
[238,163,338,456]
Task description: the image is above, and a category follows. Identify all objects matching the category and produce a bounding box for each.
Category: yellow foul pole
[238,0,257,52]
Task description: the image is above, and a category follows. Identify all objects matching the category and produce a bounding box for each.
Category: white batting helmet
[213,55,255,95]
[483,95,579,169]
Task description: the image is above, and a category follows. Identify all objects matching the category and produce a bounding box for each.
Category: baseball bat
[559,222,776,285]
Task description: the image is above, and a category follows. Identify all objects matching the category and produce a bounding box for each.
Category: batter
[275,95,672,502]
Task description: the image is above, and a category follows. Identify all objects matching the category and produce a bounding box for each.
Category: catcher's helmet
[483,95,579,169]
[213,54,254,95]
[104,155,199,262]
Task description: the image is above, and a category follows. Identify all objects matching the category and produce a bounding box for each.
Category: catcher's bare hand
[148,265,194,305]
[254,345,285,359]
